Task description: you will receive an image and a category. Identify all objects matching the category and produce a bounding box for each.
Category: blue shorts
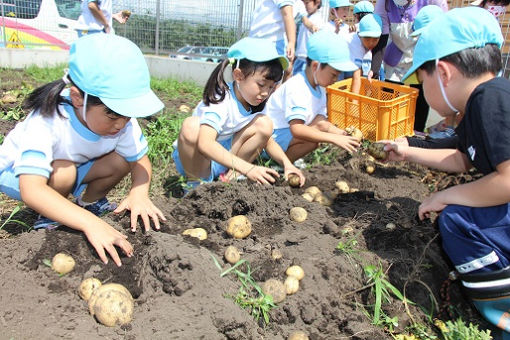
[276,39,286,57]
[439,203,510,274]
[172,137,232,182]
[262,128,293,159]
[0,160,94,201]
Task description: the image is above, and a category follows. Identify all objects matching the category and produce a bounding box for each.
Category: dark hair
[418,44,502,78]
[355,12,371,21]
[305,57,329,68]
[24,77,118,117]
[479,0,510,6]
[202,58,283,109]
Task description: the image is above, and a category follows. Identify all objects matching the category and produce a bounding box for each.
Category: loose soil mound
[0,153,491,339]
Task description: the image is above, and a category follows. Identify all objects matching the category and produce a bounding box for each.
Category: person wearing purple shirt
[370,0,447,133]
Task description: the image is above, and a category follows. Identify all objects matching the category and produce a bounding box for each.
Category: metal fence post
[155,0,160,55]
[236,0,245,40]
[1,3,6,48]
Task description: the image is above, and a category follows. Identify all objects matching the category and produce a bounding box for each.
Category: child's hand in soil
[84,221,133,266]
[419,192,447,220]
[115,194,166,232]
[332,135,360,153]
[284,166,306,187]
[382,142,408,161]
[246,165,279,185]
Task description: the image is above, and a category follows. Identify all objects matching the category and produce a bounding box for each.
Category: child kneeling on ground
[385,7,510,337]
[0,34,166,266]
[172,37,305,187]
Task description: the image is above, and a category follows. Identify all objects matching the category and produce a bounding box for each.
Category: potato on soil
[304,186,321,198]
[88,283,133,316]
[367,142,388,160]
[345,126,363,142]
[286,265,305,280]
[314,193,332,206]
[224,246,241,264]
[90,290,134,327]
[335,180,350,193]
[365,164,375,174]
[284,276,299,295]
[262,279,286,303]
[288,330,309,340]
[226,215,252,239]
[271,249,283,260]
[51,253,75,275]
[301,193,314,202]
[289,207,307,222]
[287,174,301,188]
[182,227,207,240]
[79,278,102,301]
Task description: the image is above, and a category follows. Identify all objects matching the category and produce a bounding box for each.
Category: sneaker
[33,215,60,230]
[76,197,117,217]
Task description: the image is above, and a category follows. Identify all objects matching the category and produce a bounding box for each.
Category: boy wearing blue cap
[385,7,510,334]
[344,13,382,94]
[172,37,305,187]
[0,34,166,266]
[327,0,354,37]
[264,30,360,161]
[294,0,324,75]
[353,0,375,22]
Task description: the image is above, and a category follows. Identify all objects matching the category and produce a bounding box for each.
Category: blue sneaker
[33,215,60,230]
[77,197,117,217]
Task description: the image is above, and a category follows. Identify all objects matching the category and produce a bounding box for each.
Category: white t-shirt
[249,0,299,42]
[76,0,113,31]
[264,72,326,129]
[296,11,325,59]
[0,98,147,179]
[325,20,351,39]
[193,83,261,142]
[344,32,372,76]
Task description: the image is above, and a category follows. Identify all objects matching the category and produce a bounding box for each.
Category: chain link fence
[1,0,509,75]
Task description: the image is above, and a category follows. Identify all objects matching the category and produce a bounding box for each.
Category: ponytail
[203,59,231,106]
[23,79,69,117]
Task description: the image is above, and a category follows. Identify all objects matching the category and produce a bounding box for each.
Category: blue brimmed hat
[307,30,358,72]
[69,34,164,118]
[358,13,382,38]
[227,37,289,70]
[353,1,374,14]
[411,5,444,37]
[329,0,353,8]
[402,7,503,81]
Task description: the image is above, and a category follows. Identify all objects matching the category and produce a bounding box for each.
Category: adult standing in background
[370,0,448,133]
[75,0,131,37]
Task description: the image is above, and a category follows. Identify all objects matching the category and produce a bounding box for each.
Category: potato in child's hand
[367,142,388,160]
[345,126,363,142]
[287,174,301,188]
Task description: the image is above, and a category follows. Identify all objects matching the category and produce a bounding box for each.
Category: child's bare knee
[49,160,77,193]
[179,117,200,145]
[253,115,273,138]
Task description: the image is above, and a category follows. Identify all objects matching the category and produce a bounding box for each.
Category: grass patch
[25,64,66,84]
[151,77,202,103]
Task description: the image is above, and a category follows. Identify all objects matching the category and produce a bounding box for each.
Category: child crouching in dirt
[263,30,360,162]
[172,37,305,187]
[383,7,510,336]
[0,34,166,267]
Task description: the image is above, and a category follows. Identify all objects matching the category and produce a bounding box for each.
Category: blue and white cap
[358,13,382,37]
[402,6,504,81]
[329,0,354,8]
[69,34,164,118]
[353,1,374,14]
[227,37,289,70]
[307,30,358,72]
[411,5,444,37]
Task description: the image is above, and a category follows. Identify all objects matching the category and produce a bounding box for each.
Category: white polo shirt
[344,32,373,76]
[76,0,113,31]
[249,0,298,42]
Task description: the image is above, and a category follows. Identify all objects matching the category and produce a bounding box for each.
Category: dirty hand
[367,70,374,82]
[418,192,447,220]
[246,165,279,185]
[383,142,408,161]
[115,194,167,232]
[333,135,360,153]
[84,222,133,267]
[309,25,320,33]
[284,166,306,187]
[349,24,356,33]
[334,19,343,33]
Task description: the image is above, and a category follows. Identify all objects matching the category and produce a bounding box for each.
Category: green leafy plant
[211,256,277,324]
[434,319,492,340]
[304,144,340,167]
[0,203,30,231]
[336,237,359,255]
[143,112,187,166]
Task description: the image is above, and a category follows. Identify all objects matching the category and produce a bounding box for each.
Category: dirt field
[0,69,492,339]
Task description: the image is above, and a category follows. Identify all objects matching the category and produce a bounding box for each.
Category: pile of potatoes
[79,278,134,327]
[262,265,305,304]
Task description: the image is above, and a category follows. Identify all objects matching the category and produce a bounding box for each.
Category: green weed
[211,256,277,324]
[304,144,340,167]
[434,318,492,340]
[25,64,66,84]
[143,112,187,166]
[0,133,4,144]
[0,203,30,231]
[336,237,359,256]
[151,77,202,103]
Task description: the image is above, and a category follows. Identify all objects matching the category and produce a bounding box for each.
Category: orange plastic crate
[327,78,418,141]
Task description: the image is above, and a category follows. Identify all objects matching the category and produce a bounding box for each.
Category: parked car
[169,45,228,63]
